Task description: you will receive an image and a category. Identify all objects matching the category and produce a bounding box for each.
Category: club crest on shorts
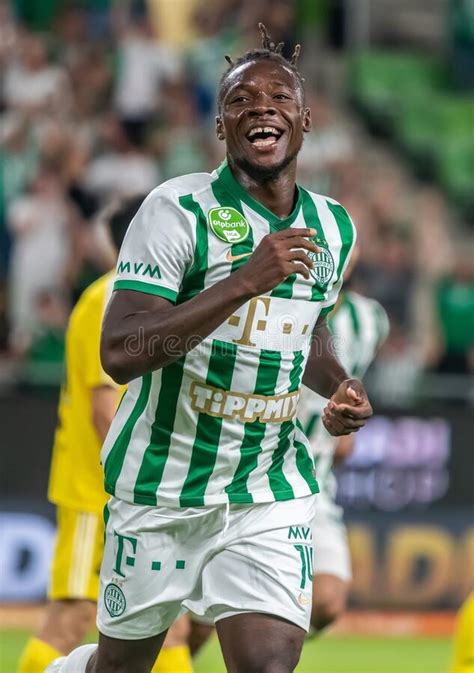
[308,245,335,287]
[104,583,126,617]
[208,207,250,244]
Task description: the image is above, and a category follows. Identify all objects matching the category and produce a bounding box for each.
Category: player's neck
[228,158,298,219]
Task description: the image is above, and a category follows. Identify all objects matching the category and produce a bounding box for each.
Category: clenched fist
[322,379,372,436]
[235,227,320,297]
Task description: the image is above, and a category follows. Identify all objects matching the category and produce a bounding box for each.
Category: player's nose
[247,92,277,116]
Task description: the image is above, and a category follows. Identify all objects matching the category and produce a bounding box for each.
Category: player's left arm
[303,200,372,435]
[302,315,372,436]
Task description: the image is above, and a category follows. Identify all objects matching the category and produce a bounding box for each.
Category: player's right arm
[91,386,119,441]
[101,189,320,384]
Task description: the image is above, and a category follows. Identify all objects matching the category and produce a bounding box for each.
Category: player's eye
[274,93,291,101]
[231,95,249,103]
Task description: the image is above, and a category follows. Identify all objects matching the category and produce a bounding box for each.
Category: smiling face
[216,58,311,181]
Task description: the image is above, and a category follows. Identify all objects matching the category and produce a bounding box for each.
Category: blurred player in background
[17,195,193,673]
[298,248,389,632]
[451,593,474,673]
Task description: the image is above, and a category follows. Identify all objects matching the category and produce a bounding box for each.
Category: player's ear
[216,116,225,141]
[302,107,312,133]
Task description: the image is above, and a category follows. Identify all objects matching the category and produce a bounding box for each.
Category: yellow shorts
[49,506,104,602]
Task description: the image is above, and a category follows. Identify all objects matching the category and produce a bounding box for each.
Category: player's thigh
[89,630,167,673]
[49,506,104,601]
[216,612,305,673]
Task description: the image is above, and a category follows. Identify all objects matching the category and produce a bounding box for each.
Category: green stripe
[103,503,110,544]
[300,189,329,303]
[306,546,314,580]
[133,358,186,504]
[225,349,282,503]
[326,201,355,278]
[211,179,255,271]
[346,295,361,338]
[320,304,335,319]
[270,276,296,299]
[104,373,152,495]
[294,436,319,493]
[304,412,321,440]
[267,351,305,499]
[294,544,308,589]
[288,351,305,392]
[268,421,294,498]
[113,280,177,302]
[271,188,326,300]
[178,194,209,302]
[180,340,237,506]
[301,188,325,241]
[345,295,366,379]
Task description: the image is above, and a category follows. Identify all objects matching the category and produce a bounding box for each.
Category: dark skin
[94,58,371,673]
[216,59,311,217]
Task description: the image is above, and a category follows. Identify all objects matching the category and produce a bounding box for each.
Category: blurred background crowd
[0,0,473,406]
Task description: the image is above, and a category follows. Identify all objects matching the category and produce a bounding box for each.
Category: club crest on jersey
[309,245,335,287]
[208,207,250,244]
[104,583,126,617]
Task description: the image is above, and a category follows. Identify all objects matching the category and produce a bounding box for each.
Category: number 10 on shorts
[294,544,314,590]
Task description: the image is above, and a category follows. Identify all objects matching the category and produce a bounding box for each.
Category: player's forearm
[302,321,350,398]
[102,273,255,383]
[91,387,119,440]
[93,409,115,442]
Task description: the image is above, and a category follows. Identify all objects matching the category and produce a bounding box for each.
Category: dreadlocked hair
[218,22,305,109]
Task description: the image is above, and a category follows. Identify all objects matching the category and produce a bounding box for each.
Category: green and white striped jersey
[298,291,389,498]
[101,160,356,507]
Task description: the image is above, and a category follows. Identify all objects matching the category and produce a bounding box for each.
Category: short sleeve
[113,188,195,303]
[321,202,357,314]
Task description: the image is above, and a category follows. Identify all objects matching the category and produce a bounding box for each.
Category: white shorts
[312,493,352,582]
[97,495,316,639]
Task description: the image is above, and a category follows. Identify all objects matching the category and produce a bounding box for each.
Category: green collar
[216,159,302,230]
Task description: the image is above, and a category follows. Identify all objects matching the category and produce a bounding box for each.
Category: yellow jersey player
[18,195,193,673]
[451,593,474,673]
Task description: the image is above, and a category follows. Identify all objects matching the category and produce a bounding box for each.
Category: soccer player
[451,594,474,673]
[49,24,372,673]
[18,196,193,673]
[298,250,389,632]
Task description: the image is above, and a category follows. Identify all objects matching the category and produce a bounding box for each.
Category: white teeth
[248,126,280,137]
